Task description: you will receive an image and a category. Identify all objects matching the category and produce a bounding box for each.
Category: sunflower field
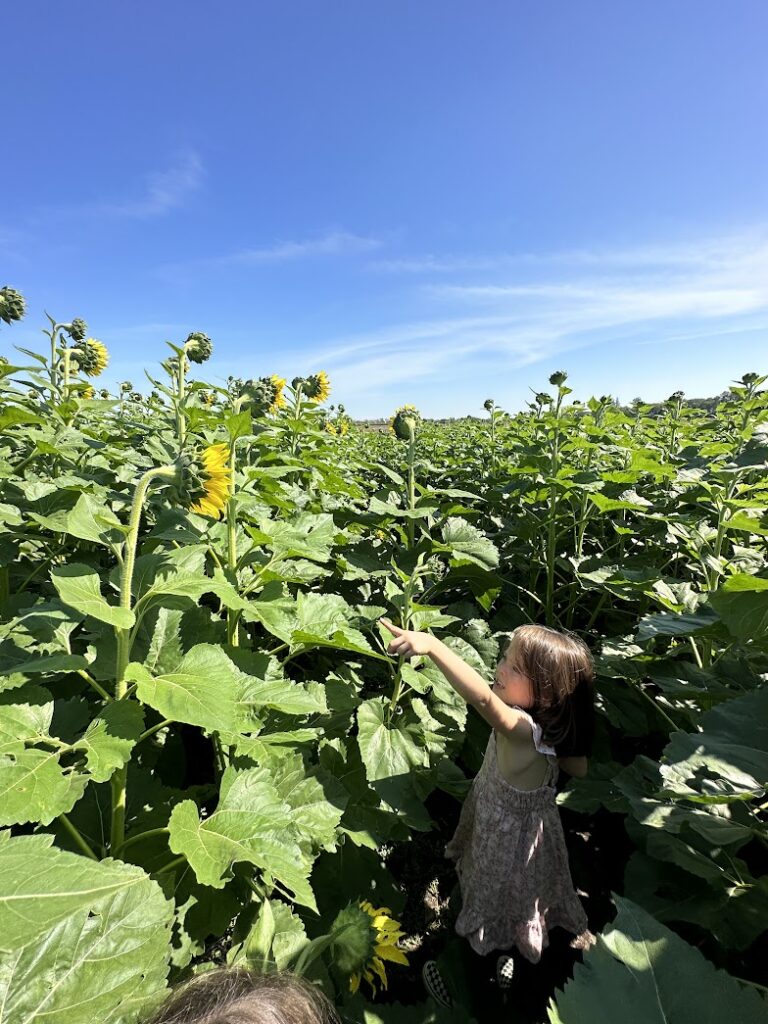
[0,288,767,1024]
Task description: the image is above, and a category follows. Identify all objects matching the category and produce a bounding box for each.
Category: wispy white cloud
[34,151,204,222]
[157,230,382,279]
[308,230,768,402]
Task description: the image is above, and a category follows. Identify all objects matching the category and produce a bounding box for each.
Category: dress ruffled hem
[455,905,591,961]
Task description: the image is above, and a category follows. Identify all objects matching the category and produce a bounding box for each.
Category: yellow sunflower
[305,370,331,403]
[331,900,408,996]
[188,444,232,519]
[325,421,337,435]
[269,375,287,413]
[79,338,110,377]
[81,385,95,400]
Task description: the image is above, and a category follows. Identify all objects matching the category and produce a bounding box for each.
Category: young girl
[380,619,595,1007]
[143,967,340,1024]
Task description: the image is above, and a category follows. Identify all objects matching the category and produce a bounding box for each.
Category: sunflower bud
[184,331,213,364]
[483,398,495,412]
[535,392,552,405]
[389,404,421,441]
[0,286,26,325]
[100,388,110,399]
[130,391,142,402]
[549,370,568,387]
[63,318,88,342]
[291,376,305,390]
[120,381,133,393]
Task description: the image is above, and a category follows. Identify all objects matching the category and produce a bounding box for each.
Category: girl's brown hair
[144,968,341,1024]
[501,624,595,755]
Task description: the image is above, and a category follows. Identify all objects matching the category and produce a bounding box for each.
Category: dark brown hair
[143,968,341,1024]
[501,624,595,755]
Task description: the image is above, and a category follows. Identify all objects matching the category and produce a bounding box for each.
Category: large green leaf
[125,644,256,733]
[0,748,88,826]
[548,896,767,1023]
[441,517,499,570]
[660,688,768,801]
[51,563,135,628]
[73,699,145,782]
[168,768,317,910]
[0,835,172,1024]
[29,491,125,548]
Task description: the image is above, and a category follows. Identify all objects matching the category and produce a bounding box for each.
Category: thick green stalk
[406,432,416,550]
[545,393,564,625]
[226,438,239,646]
[176,352,188,448]
[110,465,175,853]
[289,383,304,458]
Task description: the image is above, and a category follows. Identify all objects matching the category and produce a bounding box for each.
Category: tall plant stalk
[110,465,175,853]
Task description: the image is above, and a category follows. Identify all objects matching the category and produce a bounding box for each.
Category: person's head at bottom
[144,967,340,1024]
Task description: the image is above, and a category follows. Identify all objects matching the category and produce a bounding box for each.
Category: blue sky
[2,1,767,417]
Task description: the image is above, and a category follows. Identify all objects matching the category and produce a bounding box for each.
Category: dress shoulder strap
[512,706,557,756]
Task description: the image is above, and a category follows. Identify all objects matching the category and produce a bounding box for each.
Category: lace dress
[445,711,592,962]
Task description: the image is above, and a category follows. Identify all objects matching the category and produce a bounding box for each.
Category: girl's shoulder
[507,706,557,756]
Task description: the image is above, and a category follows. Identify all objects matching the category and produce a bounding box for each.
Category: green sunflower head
[65,318,88,342]
[389,404,421,441]
[184,331,213,364]
[0,286,26,325]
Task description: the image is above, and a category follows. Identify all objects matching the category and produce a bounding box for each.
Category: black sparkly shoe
[496,954,515,989]
[423,960,453,1008]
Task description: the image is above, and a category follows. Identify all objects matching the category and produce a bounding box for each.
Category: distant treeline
[356,392,736,427]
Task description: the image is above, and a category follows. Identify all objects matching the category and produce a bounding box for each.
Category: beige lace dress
[445,710,592,962]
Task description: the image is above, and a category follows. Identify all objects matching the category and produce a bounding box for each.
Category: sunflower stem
[226,438,239,646]
[110,464,176,854]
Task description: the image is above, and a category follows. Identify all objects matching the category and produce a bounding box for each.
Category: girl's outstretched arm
[380,619,527,735]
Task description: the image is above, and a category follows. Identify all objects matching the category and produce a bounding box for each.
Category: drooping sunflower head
[74,338,110,377]
[65,318,88,342]
[483,398,495,412]
[268,375,287,413]
[0,286,26,325]
[389,404,421,441]
[185,331,213,364]
[173,443,232,520]
[330,900,408,996]
[235,376,286,416]
[304,370,331,403]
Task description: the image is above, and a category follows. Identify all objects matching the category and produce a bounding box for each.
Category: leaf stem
[58,813,99,860]
[77,669,113,702]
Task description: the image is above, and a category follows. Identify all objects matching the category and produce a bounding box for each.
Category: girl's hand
[379,618,434,659]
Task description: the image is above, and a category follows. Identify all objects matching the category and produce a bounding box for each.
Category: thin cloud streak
[311,231,768,398]
[157,230,382,279]
[31,152,204,223]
